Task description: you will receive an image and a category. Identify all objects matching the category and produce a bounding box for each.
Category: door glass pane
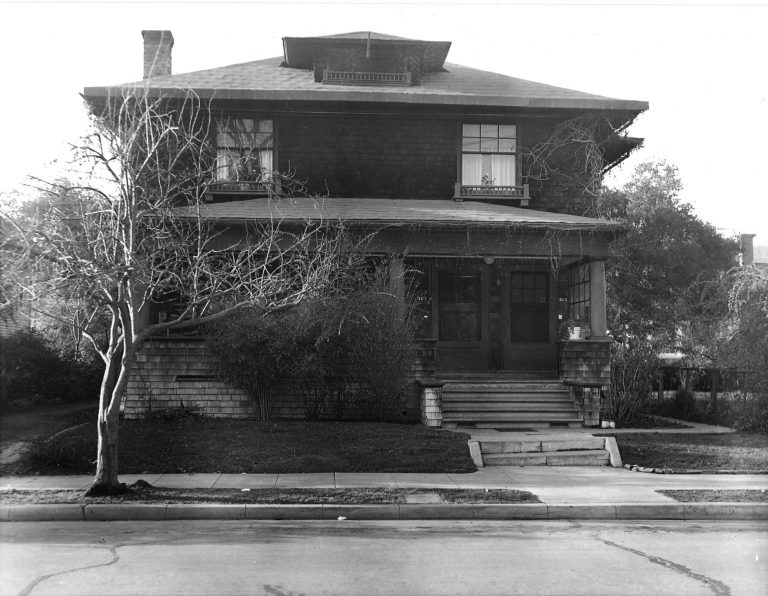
[439,271,481,341]
[509,271,548,342]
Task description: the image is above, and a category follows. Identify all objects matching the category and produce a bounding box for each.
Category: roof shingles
[86,57,647,111]
[180,197,624,231]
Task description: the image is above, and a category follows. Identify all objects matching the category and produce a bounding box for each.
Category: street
[1,520,766,595]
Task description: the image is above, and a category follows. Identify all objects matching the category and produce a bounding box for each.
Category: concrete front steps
[477,436,611,467]
[440,376,583,429]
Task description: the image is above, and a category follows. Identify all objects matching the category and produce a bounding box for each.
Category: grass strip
[658,489,768,503]
[0,487,539,505]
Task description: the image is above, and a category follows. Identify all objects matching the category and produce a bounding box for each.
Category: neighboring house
[741,234,768,271]
[753,246,768,271]
[83,30,647,428]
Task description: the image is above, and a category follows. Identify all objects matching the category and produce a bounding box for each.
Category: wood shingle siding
[126,337,429,421]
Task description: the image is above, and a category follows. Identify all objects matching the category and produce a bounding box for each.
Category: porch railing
[453,183,530,206]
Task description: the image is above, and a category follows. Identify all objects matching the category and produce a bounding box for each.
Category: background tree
[602,160,739,346]
[0,89,352,495]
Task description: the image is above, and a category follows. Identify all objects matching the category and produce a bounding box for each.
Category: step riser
[483,450,610,466]
[444,413,581,421]
[472,421,584,429]
[443,393,572,401]
[484,455,609,466]
[444,385,568,392]
[480,440,605,454]
[445,402,577,409]
[445,399,574,406]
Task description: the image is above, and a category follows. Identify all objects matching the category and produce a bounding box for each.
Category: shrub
[141,401,207,423]
[606,340,659,427]
[208,262,417,422]
[0,329,102,411]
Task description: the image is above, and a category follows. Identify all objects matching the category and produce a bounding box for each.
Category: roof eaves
[82,85,649,112]
[182,214,627,233]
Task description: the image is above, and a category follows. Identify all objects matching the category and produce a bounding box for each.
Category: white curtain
[462,154,483,185]
[491,155,514,186]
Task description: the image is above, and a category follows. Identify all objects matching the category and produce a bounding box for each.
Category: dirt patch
[0,486,540,505]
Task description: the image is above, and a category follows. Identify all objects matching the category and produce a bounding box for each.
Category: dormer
[282,32,451,86]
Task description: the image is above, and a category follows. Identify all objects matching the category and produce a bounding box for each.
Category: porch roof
[183,198,625,231]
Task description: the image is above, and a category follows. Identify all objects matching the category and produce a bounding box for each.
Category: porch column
[589,260,608,338]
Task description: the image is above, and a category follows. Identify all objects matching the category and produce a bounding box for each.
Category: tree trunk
[85,350,129,497]
[86,412,127,496]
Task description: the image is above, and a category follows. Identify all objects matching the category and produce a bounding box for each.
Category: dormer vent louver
[322,70,412,86]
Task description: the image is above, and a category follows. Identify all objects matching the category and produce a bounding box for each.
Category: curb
[2,503,767,522]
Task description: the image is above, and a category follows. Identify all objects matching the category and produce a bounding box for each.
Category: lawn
[9,418,476,475]
[612,433,768,472]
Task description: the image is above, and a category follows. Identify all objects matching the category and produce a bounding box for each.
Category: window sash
[461,123,516,186]
[216,118,274,182]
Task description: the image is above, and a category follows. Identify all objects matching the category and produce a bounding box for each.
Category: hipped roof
[85,57,647,112]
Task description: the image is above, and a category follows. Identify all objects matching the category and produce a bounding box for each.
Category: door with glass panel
[434,265,489,370]
[502,267,557,372]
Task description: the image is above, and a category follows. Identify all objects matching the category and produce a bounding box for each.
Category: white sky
[1,0,766,242]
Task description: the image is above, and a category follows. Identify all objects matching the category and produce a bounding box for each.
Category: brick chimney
[142,30,174,79]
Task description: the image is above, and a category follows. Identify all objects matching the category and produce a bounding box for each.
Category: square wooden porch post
[589,260,608,339]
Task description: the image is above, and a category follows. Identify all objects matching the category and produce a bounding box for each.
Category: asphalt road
[1,520,766,596]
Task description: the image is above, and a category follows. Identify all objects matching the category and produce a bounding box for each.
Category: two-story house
[83,30,647,428]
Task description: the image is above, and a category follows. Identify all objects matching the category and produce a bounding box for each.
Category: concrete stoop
[471,436,621,468]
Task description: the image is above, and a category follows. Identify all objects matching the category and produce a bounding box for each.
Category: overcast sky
[1,0,766,243]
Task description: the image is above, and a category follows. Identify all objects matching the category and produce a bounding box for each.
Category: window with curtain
[461,124,516,186]
[215,118,274,182]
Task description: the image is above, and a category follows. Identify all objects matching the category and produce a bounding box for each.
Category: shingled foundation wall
[559,339,612,386]
[125,336,427,421]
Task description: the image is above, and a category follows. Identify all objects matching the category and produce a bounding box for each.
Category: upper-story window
[215,118,274,183]
[461,124,516,187]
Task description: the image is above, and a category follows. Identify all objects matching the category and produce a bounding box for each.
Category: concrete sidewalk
[2,466,766,522]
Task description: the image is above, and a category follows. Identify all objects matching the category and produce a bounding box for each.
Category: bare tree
[1,88,352,495]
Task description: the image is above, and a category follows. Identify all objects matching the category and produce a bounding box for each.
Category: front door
[433,263,489,370]
[501,265,558,372]
[426,259,557,372]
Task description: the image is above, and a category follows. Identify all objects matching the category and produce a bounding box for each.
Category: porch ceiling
[180,197,625,232]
